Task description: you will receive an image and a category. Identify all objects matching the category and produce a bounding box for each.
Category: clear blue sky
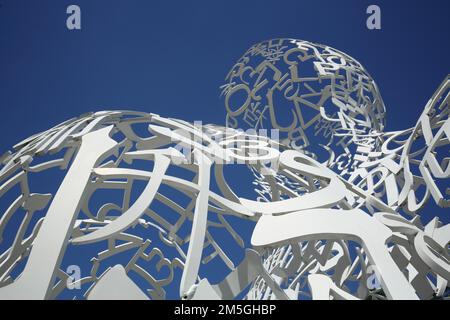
[1,0,449,146]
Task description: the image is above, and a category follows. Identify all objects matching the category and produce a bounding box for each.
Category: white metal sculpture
[0,39,448,300]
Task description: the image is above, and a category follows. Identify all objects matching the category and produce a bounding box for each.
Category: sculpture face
[222,39,386,153]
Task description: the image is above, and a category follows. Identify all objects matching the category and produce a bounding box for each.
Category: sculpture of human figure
[219,39,449,300]
[0,39,448,300]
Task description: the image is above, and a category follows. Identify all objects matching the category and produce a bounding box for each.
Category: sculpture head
[221,39,386,158]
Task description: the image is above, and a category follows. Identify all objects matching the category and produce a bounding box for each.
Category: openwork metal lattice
[0,39,448,300]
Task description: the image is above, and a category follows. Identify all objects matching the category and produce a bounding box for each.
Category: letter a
[366,5,381,30]
[66,5,81,30]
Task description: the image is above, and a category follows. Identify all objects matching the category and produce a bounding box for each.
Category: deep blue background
[0,0,448,299]
[1,0,449,146]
